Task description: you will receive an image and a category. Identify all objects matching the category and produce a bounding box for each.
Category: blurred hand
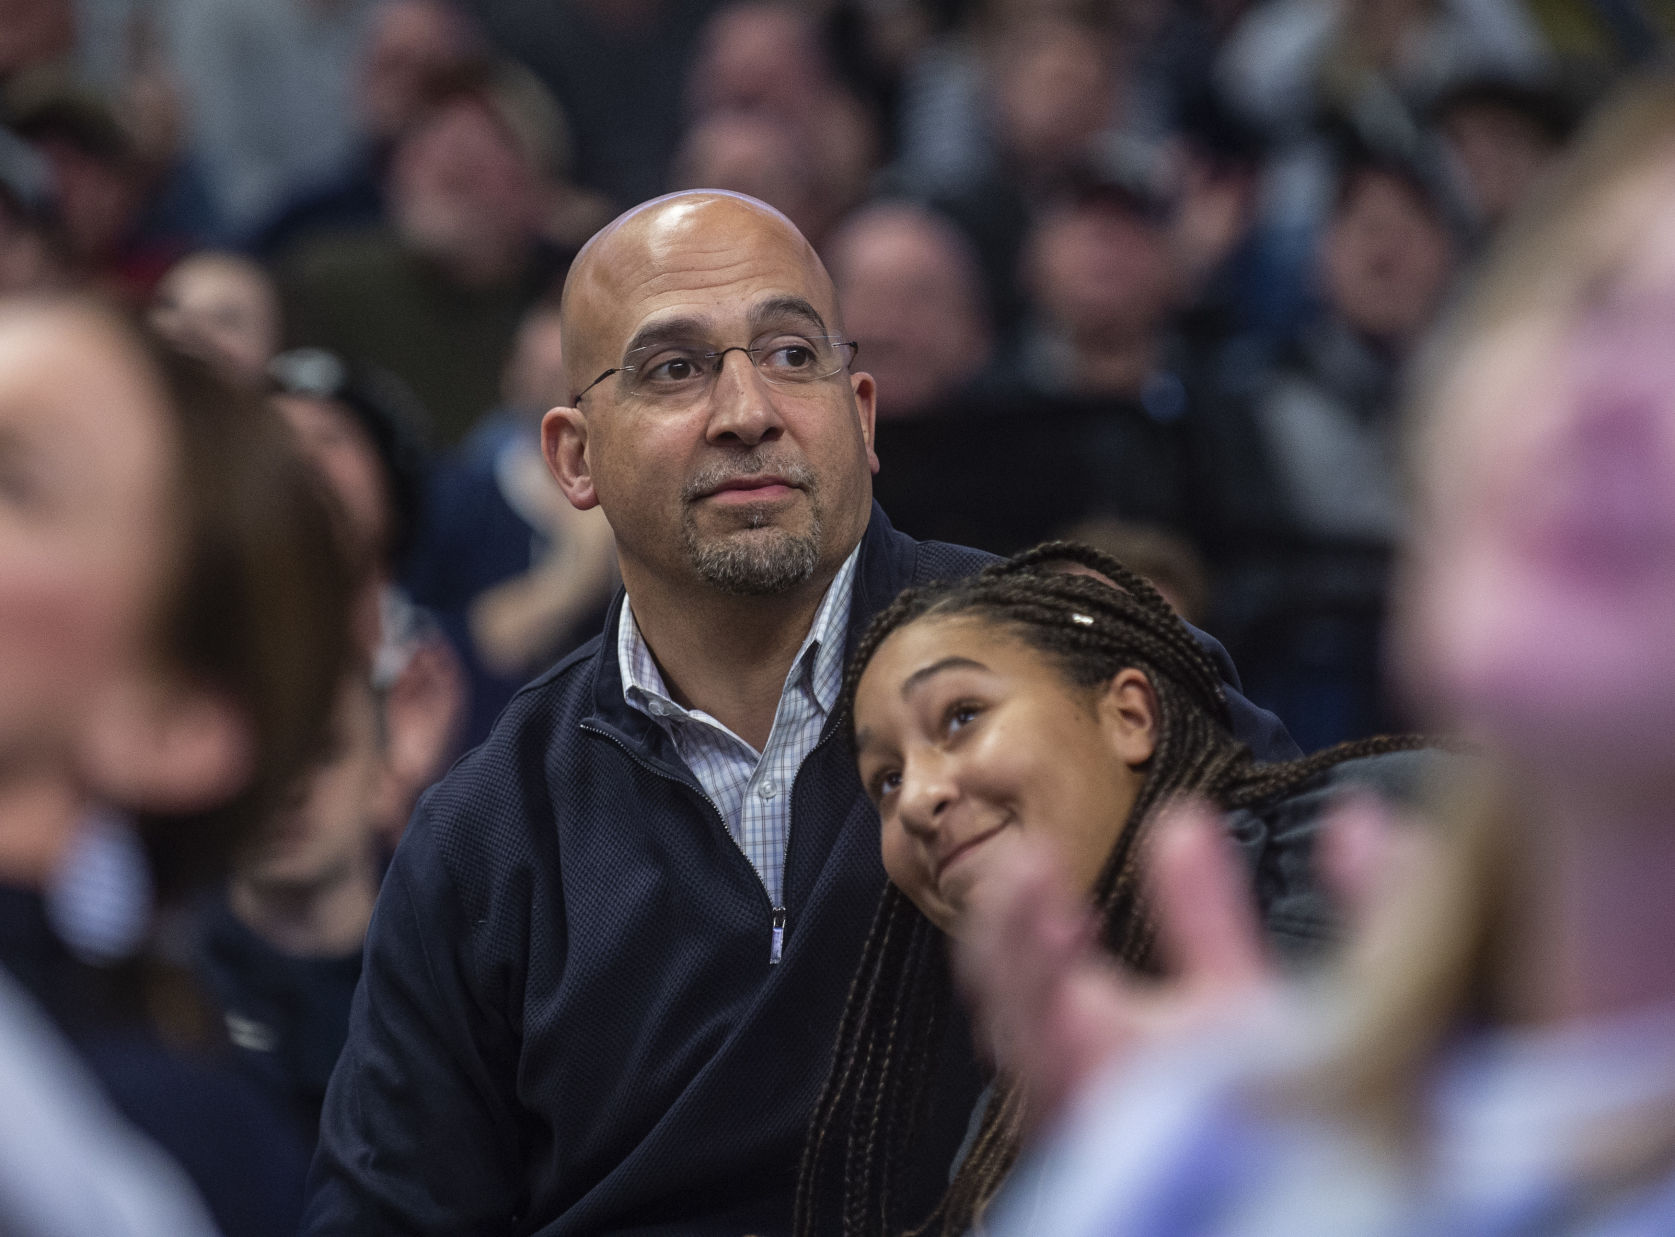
[953,793,1407,1132]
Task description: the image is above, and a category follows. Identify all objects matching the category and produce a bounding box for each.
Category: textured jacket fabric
[303,507,1298,1237]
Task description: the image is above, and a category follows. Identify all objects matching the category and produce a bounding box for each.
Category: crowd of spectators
[0,0,1669,1231]
[4,0,1655,757]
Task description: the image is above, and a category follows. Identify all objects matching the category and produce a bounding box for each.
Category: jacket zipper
[580,721,788,965]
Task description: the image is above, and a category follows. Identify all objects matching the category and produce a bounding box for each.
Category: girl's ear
[1098,668,1158,768]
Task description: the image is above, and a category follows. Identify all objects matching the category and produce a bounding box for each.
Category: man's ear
[1098,668,1158,768]
[542,405,599,509]
[77,673,255,814]
[851,370,880,475]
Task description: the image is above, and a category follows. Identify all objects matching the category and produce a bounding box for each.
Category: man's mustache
[682,453,819,502]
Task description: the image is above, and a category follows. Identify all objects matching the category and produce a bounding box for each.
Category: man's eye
[761,338,820,373]
[643,354,707,384]
[871,770,901,802]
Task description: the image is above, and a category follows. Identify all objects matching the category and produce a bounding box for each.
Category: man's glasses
[574,333,859,406]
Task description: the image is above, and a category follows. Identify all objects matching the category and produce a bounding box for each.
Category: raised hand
[953,793,1407,1131]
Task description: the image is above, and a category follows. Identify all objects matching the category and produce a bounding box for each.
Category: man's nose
[704,349,784,446]
[896,751,956,841]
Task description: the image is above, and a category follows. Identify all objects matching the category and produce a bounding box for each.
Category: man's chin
[685,524,821,596]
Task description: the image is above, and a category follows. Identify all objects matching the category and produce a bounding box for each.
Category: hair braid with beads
[793,542,1426,1237]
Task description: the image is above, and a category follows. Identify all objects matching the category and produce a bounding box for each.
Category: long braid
[796,542,1428,1237]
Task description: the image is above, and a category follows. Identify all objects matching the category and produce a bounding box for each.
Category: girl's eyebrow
[900,656,989,699]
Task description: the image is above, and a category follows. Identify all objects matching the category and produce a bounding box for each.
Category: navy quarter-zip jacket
[304,507,1298,1236]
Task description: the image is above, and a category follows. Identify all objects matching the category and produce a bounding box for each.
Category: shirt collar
[618,543,862,726]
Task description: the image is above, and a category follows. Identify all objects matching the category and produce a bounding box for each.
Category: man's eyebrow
[750,295,829,336]
[621,315,710,358]
[900,656,989,698]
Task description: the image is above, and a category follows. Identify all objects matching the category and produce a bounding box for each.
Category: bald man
[305,192,1296,1235]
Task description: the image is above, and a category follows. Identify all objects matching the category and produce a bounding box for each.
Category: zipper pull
[769,907,787,966]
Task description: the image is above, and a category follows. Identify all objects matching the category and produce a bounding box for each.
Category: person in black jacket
[304,189,1299,1236]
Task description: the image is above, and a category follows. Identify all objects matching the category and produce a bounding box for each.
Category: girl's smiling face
[852,614,1155,936]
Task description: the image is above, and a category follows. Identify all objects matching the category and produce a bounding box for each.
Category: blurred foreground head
[0,298,357,900]
[1396,74,1675,785]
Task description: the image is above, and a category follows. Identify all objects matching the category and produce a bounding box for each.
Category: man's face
[548,195,878,599]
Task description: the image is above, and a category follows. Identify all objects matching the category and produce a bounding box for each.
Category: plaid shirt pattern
[617,546,859,908]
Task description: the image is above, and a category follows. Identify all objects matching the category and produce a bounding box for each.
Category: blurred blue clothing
[0,884,307,1237]
[0,964,221,1236]
[990,986,1675,1236]
[193,893,364,1145]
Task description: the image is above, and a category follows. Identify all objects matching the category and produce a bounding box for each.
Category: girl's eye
[869,769,901,804]
[944,702,981,735]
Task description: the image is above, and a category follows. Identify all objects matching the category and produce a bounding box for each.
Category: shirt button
[757,779,778,800]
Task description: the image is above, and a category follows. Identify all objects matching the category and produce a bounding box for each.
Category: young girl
[795,542,1430,1236]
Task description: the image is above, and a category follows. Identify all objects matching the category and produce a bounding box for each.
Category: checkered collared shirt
[617,545,859,910]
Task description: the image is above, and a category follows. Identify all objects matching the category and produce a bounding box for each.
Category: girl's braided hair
[794,541,1423,1237]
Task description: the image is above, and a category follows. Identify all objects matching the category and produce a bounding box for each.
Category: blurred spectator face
[672,112,824,245]
[150,253,281,386]
[685,3,878,247]
[1027,195,1176,343]
[0,302,176,765]
[688,1,828,120]
[237,676,381,890]
[828,204,992,418]
[502,305,567,413]
[0,0,73,77]
[1399,157,1675,769]
[1322,168,1455,348]
[1441,101,1562,227]
[390,95,542,280]
[359,0,480,143]
[992,19,1115,178]
[276,393,393,566]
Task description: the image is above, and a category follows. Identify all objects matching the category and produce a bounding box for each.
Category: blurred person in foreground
[961,72,1675,1237]
[0,297,357,1233]
[303,188,1298,1236]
